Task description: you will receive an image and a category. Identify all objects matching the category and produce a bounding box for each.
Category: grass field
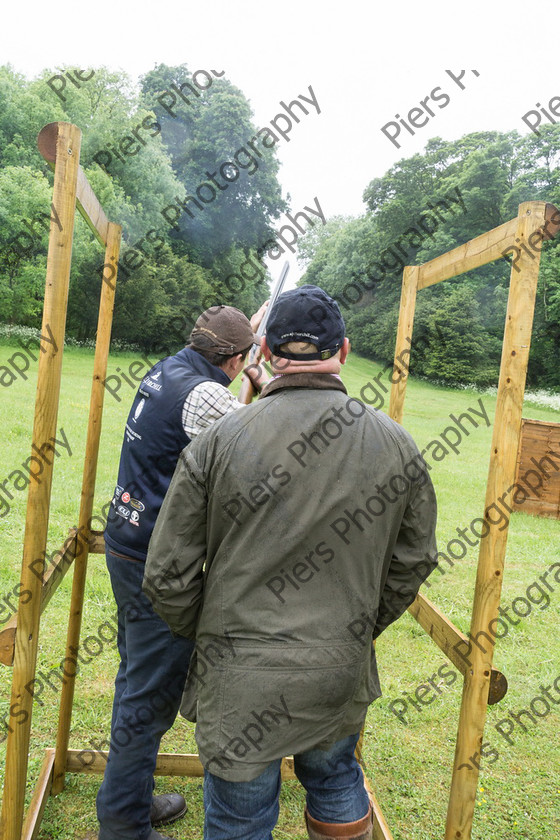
[0,341,559,840]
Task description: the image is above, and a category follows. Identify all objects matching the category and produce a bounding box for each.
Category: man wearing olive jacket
[144,285,438,840]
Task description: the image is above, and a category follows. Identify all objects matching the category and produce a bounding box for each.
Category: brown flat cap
[190,305,259,355]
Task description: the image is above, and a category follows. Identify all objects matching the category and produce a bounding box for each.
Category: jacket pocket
[210,645,366,758]
[180,654,199,723]
[351,645,381,705]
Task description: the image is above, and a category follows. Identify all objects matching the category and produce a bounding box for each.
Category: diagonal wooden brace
[408,593,507,705]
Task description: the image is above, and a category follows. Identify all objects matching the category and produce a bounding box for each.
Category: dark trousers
[97,547,195,840]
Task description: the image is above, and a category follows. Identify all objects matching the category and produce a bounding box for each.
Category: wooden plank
[518,417,560,428]
[544,202,560,240]
[280,757,296,780]
[21,749,55,840]
[388,266,418,424]
[417,215,519,289]
[408,594,467,671]
[408,594,507,704]
[513,418,560,519]
[89,531,105,554]
[416,200,560,290]
[0,628,16,670]
[355,730,394,839]
[76,168,110,247]
[0,122,82,840]
[37,122,110,247]
[445,202,546,840]
[0,533,78,667]
[517,497,559,518]
[65,750,297,780]
[370,792,394,840]
[66,750,205,776]
[52,222,121,796]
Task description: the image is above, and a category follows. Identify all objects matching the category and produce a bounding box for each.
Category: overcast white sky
[1,0,558,284]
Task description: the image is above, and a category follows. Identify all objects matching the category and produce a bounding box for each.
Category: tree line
[299,129,560,389]
[2,64,559,388]
[0,63,286,349]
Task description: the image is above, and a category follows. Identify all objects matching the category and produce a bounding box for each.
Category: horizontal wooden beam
[416,201,560,290]
[66,750,297,779]
[37,122,111,247]
[408,593,508,705]
[67,746,390,834]
[417,216,518,289]
[0,533,79,667]
[89,531,105,554]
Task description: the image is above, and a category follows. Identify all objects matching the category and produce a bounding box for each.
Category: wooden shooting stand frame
[0,121,122,840]
[0,120,558,840]
[387,199,560,839]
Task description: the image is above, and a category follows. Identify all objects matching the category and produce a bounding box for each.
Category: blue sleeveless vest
[104,347,231,560]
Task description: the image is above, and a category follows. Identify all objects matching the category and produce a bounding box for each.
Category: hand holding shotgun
[238,262,290,404]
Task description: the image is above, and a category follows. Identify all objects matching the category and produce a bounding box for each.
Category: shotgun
[238,261,290,404]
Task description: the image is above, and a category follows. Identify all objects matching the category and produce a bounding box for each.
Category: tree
[422,285,500,386]
[139,64,288,268]
[0,166,53,323]
[302,128,560,389]
[0,63,287,346]
[0,66,64,170]
[296,215,352,268]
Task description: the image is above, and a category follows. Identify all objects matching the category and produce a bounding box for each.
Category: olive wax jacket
[144,372,438,781]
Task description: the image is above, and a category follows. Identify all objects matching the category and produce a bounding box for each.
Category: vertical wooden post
[445,203,546,840]
[388,266,418,424]
[51,222,121,795]
[0,123,81,840]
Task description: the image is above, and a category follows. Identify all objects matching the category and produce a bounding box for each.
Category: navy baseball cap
[266,285,345,360]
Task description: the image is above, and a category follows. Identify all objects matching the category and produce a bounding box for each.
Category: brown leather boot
[304,804,373,839]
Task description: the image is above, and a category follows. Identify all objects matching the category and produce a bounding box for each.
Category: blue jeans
[203,731,370,840]
[97,548,195,840]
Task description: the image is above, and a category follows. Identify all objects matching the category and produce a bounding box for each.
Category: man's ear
[339,337,350,365]
[262,336,272,362]
[221,352,243,375]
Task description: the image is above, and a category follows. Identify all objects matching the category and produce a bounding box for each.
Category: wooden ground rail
[0,121,558,840]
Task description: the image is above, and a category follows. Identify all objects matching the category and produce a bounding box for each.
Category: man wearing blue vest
[96,304,267,840]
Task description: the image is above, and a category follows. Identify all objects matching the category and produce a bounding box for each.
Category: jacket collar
[176,346,232,388]
[259,372,348,399]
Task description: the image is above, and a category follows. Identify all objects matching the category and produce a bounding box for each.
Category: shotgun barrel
[238,261,290,404]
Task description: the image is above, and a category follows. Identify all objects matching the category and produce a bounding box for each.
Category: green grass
[0,343,559,839]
